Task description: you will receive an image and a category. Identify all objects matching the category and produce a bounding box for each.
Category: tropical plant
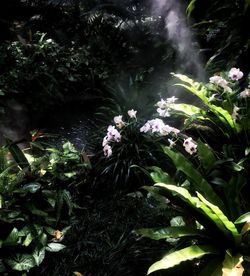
[92,108,169,191]
[0,139,88,273]
[137,146,250,275]
[135,68,250,275]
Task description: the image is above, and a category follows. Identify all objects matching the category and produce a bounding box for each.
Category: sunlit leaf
[22,233,33,247]
[197,192,240,243]
[235,212,250,224]
[6,254,35,271]
[186,0,197,16]
[162,147,225,211]
[46,243,66,252]
[148,245,219,274]
[32,248,45,266]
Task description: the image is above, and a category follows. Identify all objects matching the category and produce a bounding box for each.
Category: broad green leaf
[169,103,205,117]
[6,254,36,271]
[32,248,45,266]
[222,251,244,276]
[197,193,240,244]
[209,104,237,131]
[155,183,198,206]
[197,140,216,171]
[137,226,208,240]
[172,73,196,86]
[46,243,66,252]
[150,166,174,184]
[235,212,250,224]
[162,147,225,211]
[4,228,19,246]
[148,245,219,274]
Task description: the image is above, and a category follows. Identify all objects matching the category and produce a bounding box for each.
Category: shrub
[0,139,89,273]
[136,68,250,275]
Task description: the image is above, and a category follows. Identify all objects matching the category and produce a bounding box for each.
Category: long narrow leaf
[137,226,208,240]
[148,245,219,275]
[235,212,250,224]
[6,139,29,169]
[163,147,225,211]
[197,193,240,245]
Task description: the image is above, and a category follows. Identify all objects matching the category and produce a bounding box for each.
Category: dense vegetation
[0,0,250,275]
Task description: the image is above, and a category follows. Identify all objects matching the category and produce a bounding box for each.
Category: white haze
[153,0,204,80]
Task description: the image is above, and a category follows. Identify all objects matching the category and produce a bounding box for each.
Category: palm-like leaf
[148,245,219,275]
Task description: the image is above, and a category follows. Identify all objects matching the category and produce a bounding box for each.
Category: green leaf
[197,140,216,171]
[6,139,30,169]
[162,147,225,211]
[245,147,250,156]
[209,104,237,131]
[46,243,66,252]
[222,251,244,275]
[150,166,174,184]
[6,254,36,271]
[32,248,45,266]
[137,226,208,240]
[170,216,186,227]
[197,193,240,244]
[22,182,41,193]
[235,212,250,224]
[148,245,219,275]
[4,228,20,246]
[169,103,205,117]
[186,0,197,16]
[22,234,33,247]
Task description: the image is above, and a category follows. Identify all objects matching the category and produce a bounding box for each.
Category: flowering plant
[136,68,250,275]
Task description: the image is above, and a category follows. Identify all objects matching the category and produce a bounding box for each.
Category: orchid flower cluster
[209,67,244,94]
[209,68,250,120]
[102,109,137,157]
[102,68,250,158]
[102,103,198,158]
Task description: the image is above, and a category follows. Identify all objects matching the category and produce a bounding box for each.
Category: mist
[152,0,205,80]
